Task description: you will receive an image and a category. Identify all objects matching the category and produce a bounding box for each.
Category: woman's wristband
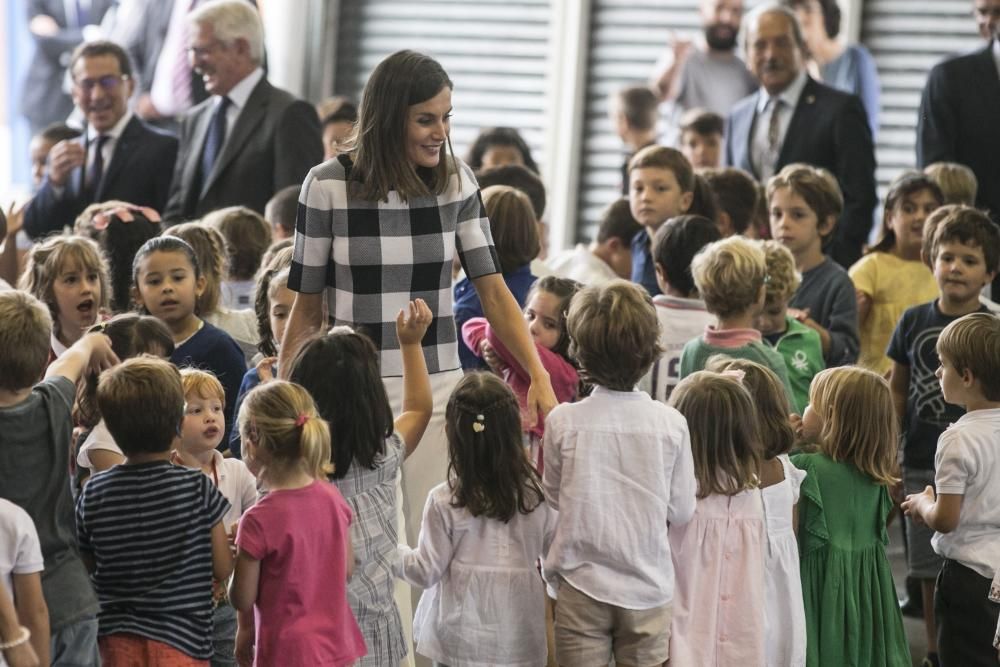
[0,625,30,650]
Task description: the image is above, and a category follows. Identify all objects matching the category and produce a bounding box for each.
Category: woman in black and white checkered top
[280,49,557,662]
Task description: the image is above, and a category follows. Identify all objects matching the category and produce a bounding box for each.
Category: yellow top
[849,252,938,376]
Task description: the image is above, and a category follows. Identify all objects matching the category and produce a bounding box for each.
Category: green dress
[791,453,911,667]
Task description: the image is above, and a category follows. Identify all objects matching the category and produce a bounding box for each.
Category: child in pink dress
[462,275,581,467]
[230,381,365,667]
[668,370,767,665]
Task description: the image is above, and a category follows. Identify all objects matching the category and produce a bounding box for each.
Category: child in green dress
[792,366,911,667]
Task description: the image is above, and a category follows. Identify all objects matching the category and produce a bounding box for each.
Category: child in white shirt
[903,313,1000,665]
[543,280,696,666]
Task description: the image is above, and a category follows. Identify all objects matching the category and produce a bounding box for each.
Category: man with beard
[724,4,876,269]
[650,0,758,120]
[164,0,321,220]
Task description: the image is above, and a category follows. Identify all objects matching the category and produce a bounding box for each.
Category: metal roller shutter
[575,0,703,242]
[860,0,983,194]
[333,0,552,173]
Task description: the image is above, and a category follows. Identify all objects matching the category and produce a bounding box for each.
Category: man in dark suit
[725,4,876,268]
[163,0,322,221]
[23,40,179,240]
[917,2,1000,223]
[21,0,114,134]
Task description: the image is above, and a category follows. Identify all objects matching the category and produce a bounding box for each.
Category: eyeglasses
[186,40,225,58]
[75,75,128,93]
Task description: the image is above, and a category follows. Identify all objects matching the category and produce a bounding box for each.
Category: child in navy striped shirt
[76,357,233,666]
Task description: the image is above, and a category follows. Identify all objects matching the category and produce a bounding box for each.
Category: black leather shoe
[899,576,923,618]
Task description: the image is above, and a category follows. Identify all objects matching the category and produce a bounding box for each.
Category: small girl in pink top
[462,275,581,467]
[668,370,767,665]
[230,381,365,667]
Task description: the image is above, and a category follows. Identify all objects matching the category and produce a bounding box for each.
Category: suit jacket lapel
[778,76,819,168]
[185,102,214,200]
[975,45,1000,115]
[201,78,270,197]
[95,116,141,201]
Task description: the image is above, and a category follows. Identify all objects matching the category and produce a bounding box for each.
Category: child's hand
[85,333,120,375]
[396,299,433,345]
[255,356,277,383]
[480,340,509,375]
[788,413,803,438]
[788,307,811,323]
[235,624,254,667]
[901,485,935,521]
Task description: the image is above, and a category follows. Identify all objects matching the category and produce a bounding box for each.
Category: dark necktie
[85,134,109,202]
[199,96,231,191]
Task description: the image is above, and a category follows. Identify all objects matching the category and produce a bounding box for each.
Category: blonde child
[170,222,259,360]
[667,371,766,664]
[75,357,233,665]
[543,281,695,666]
[706,357,806,667]
[202,206,273,311]
[756,240,825,414]
[679,236,795,402]
[174,369,256,667]
[132,235,247,448]
[792,367,910,666]
[849,173,944,374]
[230,382,365,667]
[18,235,110,360]
[643,214,719,403]
[768,164,860,366]
[462,275,581,465]
[902,313,1000,665]
[923,162,977,206]
[290,300,434,666]
[628,146,695,295]
[75,314,175,479]
[229,246,293,459]
[399,372,555,666]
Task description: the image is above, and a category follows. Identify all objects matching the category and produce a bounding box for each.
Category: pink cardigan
[461,317,579,438]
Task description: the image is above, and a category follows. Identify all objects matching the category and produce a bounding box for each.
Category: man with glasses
[163,0,322,221]
[917,0,1000,230]
[23,40,179,240]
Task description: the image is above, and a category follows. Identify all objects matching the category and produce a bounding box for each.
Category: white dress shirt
[932,408,1000,579]
[542,385,697,609]
[751,69,809,180]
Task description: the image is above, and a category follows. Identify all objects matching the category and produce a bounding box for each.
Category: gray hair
[742,3,807,53]
[190,0,264,65]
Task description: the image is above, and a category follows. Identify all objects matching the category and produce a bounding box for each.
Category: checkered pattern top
[289,155,500,376]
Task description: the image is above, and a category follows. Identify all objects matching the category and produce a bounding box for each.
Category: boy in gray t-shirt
[0,292,116,665]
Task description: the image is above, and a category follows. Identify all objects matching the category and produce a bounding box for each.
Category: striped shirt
[288,154,501,377]
[76,461,230,660]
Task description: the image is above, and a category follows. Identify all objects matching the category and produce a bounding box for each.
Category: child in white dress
[397,373,556,667]
[709,357,807,666]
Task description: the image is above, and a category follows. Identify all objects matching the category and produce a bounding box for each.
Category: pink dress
[236,480,366,666]
[669,489,767,666]
[461,317,579,439]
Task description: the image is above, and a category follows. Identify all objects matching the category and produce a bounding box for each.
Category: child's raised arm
[394,299,433,458]
[45,332,119,385]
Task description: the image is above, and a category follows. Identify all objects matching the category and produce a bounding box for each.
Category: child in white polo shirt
[903,312,1000,666]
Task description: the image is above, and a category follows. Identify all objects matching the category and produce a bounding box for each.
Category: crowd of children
[3,47,1000,667]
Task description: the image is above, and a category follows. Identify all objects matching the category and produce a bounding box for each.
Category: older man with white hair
[164,0,322,220]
